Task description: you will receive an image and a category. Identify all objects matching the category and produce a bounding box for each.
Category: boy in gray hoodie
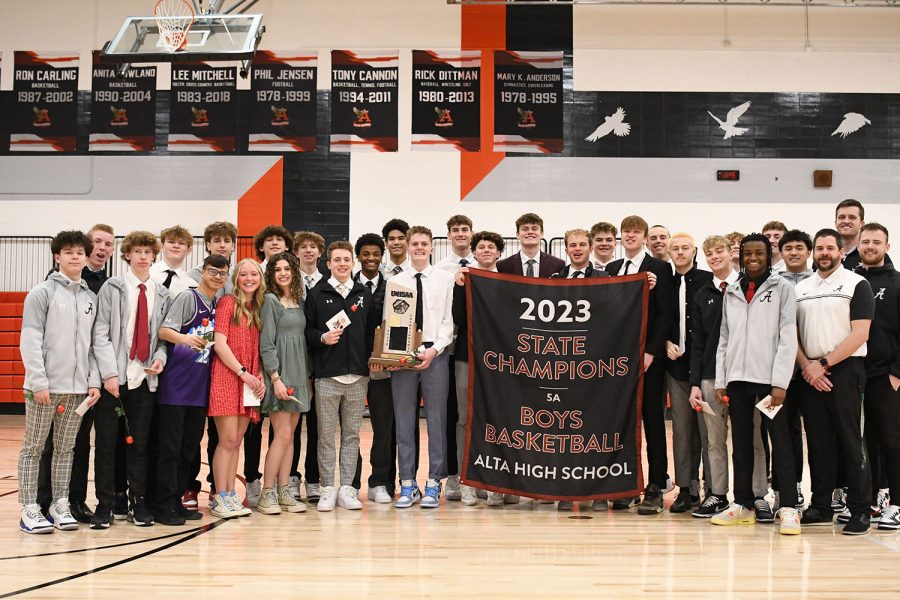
[91,231,169,529]
[18,231,100,534]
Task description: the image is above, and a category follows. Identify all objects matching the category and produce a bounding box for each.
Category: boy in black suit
[552,229,610,280]
[496,213,565,278]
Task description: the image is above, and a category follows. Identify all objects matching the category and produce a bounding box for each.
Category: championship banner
[169,63,237,152]
[10,51,79,152]
[493,50,563,154]
[249,51,318,152]
[411,50,480,152]
[330,50,398,152]
[89,52,157,152]
[463,270,648,500]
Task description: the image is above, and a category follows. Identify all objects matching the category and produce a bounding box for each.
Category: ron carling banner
[493,50,563,154]
[250,51,317,152]
[11,51,79,152]
[89,51,156,152]
[411,50,480,152]
[169,63,237,152]
[330,50,398,152]
[463,270,648,501]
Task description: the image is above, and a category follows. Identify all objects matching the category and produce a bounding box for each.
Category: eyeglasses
[205,268,229,279]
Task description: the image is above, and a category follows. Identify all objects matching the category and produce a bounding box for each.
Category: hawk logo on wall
[353,107,372,128]
[517,108,536,129]
[707,101,751,139]
[110,106,129,127]
[32,107,51,128]
[191,107,210,128]
[585,107,631,142]
[270,106,290,127]
[832,112,871,139]
[434,107,453,128]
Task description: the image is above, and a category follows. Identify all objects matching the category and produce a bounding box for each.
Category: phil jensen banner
[462,270,648,500]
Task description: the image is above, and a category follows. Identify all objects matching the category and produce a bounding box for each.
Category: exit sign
[717,170,740,181]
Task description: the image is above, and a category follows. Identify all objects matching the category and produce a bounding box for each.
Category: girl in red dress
[209,258,266,518]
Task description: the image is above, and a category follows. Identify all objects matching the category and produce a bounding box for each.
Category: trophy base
[369,324,423,369]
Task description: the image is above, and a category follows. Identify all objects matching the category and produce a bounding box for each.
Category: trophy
[370,278,423,368]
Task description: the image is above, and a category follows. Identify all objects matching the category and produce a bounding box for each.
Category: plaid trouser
[18,392,83,505]
[315,377,368,487]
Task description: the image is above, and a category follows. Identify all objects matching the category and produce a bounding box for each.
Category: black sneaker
[90,503,113,529]
[842,512,870,536]
[831,487,847,512]
[70,501,94,524]
[113,492,129,521]
[128,497,155,527]
[800,507,834,526]
[612,495,640,510]
[155,508,186,526]
[175,502,203,521]
[669,489,693,514]
[754,498,775,524]
[637,484,663,515]
[692,494,729,518]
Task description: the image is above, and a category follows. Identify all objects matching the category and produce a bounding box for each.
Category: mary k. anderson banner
[90,51,157,152]
[250,51,317,152]
[493,50,563,154]
[11,51,79,152]
[463,270,648,500]
[411,50,480,152]
[330,50,398,152]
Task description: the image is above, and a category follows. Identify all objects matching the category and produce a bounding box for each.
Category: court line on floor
[0,490,17,499]
[864,532,900,555]
[0,518,228,598]
[0,520,219,560]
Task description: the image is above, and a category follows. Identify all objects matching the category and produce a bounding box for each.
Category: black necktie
[459,258,469,267]
[526,259,536,277]
[414,273,424,332]
[393,265,403,275]
[365,281,374,294]
[162,269,176,289]
[624,260,633,275]
[572,270,584,278]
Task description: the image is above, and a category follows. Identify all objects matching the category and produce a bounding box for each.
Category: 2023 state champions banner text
[462,270,648,501]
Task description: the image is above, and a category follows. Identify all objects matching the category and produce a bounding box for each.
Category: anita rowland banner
[411,50,480,152]
[330,50,398,152]
[493,50,563,154]
[462,270,648,501]
[89,51,157,152]
[10,51,79,152]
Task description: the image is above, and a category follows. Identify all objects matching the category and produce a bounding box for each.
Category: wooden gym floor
[0,415,899,599]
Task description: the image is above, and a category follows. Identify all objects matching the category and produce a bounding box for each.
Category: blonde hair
[670,232,695,247]
[231,258,266,330]
[564,229,590,245]
[703,235,730,254]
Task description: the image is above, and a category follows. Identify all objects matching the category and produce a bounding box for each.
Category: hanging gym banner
[330,50,398,152]
[89,52,157,152]
[493,50,564,154]
[10,51,79,152]
[411,50,480,152]
[168,63,237,152]
[249,51,318,152]
[462,270,648,501]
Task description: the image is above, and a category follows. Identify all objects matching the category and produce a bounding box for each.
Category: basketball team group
[15,198,900,539]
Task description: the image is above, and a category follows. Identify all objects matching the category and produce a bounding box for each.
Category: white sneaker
[460,485,478,506]
[445,475,462,501]
[48,499,79,531]
[367,485,392,504]
[778,507,801,535]
[20,504,53,534]
[337,485,363,510]
[306,482,321,502]
[226,493,252,517]
[487,492,504,507]
[710,502,756,526]
[317,486,337,512]
[210,493,234,519]
[245,479,262,508]
[287,476,302,500]
[278,485,307,513]
[256,487,281,515]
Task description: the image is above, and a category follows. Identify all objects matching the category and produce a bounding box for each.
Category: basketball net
[154,0,195,52]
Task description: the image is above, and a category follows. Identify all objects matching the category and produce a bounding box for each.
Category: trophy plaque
[370,278,423,367]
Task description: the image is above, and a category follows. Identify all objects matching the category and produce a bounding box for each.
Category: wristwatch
[818,357,829,369]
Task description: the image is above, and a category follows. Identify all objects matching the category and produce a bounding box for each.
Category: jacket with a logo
[21,272,100,394]
[861,265,900,378]
[689,278,727,387]
[715,273,798,391]
[304,279,377,379]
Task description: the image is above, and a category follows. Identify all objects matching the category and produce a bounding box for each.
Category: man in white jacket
[18,231,100,534]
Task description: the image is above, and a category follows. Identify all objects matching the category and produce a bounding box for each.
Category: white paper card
[243,383,260,407]
[326,310,351,331]
[698,400,716,416]
[756,395,783,420]
[75,396,92,417]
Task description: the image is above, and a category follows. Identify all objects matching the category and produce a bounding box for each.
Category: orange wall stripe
[237,158,283,237]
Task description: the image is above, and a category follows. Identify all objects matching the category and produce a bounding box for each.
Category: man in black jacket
[607,215,674,514]
[496,213,565,278]
[305,241,378,512]
[551,229,610,280]
[665,233,712,513]
[858,223,900,530]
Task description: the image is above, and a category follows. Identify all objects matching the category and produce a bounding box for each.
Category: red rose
[351,305,358,312]
[56,404,65,414]
[399,357,408,365]
[721,395,730,406]
[287,387,295,396]
[693,404,702,413]
[125,435,134,445]
[202,318,209,326]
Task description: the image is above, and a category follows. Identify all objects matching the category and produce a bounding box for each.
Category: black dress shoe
[669,489,693,513]
[70,501,95,524]
[175,503,203,521]
[155,508,186,526]
[90,503,113,529]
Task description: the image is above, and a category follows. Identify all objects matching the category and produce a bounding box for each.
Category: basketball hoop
[154,0,196,52]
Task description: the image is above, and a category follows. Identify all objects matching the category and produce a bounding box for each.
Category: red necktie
[719,281,728,294]
[130,283,150,362]
[745,281,756,303]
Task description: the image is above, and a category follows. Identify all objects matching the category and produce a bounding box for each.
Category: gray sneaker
[445,475,462,501]
[246,479,262,508]
[256,487,281,515]
[592,499,608,512]
[306,482,321,502]
[279,485,306,513]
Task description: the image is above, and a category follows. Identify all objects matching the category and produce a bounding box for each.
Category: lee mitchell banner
[250,51,318,152]
[89,51,157,152]
[493,50,563,154]
[411,50,480,152]
[330,50,398,152]
[169,63,237,152]
[11,51,79,152]
[462,271,648,501]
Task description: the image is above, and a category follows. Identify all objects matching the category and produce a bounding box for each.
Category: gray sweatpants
[667,373,711,496]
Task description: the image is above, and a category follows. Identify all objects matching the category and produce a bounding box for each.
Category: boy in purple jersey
[154,255,228,525]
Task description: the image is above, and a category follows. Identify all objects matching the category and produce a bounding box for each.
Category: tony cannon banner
[11,51,79,152]
[493,50,563,154]
[330,50,399,152]
[462,270,649,501]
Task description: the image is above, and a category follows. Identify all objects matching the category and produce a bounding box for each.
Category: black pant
[727,381,798,509]
[446,356,458,477]
[865,374,900,502]
[643,359,668,489]
[244,419,263,483]
[367,378,396,494]
[802,358,871,516]
[188,416,217,492]
[94,382,156,505]
[155,404,206,513]
[769,377,805,491]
